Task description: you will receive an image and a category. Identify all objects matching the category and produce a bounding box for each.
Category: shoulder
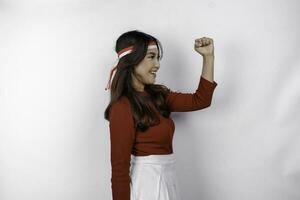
[150,84,171,97]
[111,96,130,108]
[109,96,132,118]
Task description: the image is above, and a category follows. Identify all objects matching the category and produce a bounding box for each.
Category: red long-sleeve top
[108,76,218,200]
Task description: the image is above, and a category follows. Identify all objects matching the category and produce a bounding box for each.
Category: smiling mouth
[149,73,156,77]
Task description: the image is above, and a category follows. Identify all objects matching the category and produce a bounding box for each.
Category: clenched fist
[194,37,214,57]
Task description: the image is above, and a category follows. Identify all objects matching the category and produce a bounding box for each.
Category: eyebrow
[147,52,157,55]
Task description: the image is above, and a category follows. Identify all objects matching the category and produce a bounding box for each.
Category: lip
[150,68,158,73]
[149,73,156,77]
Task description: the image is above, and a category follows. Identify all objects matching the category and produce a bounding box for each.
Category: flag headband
[105,41,158,90]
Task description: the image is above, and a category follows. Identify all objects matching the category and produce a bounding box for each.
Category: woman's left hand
[194,37,214,57]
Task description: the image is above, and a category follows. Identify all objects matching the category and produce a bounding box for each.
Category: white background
[0,0,300,199]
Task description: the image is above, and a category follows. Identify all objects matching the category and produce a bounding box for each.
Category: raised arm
[109,97,135,200]
[166,36,217,112]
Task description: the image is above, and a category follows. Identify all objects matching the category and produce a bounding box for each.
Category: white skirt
[130,153,182,200]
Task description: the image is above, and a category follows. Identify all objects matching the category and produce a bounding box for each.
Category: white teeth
[149,72,156,77]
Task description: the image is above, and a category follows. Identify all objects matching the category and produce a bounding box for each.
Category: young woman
[104,30,217,200]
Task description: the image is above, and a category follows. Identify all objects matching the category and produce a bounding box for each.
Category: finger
[195,43,201,48]
[205,39,209,45]
[197,38,205,42]
[195,40,202,46]
[198,37,213,45]
[199,38,205,44]
[201,39,207,45]
[202,38,210,45]
[195,39,200,44]
[206,38,213,44]
[203,37,212,44]
[204,38,210,44]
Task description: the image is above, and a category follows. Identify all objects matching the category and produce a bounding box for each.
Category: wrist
[203,54,214,59]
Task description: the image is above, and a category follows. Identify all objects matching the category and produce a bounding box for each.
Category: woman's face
[131,47,160,92]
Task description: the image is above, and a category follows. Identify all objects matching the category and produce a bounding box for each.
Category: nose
[154,59,160,68]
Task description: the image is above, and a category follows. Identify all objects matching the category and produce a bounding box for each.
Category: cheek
[140,72,153,83]
[134,64,153,81]
[134,69,150,82]
[138,68,150,77]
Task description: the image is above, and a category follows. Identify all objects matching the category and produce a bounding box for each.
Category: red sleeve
[109,97,136,200]
[166,76,218,112]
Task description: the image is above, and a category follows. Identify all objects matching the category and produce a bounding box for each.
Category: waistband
[131,153,176,165]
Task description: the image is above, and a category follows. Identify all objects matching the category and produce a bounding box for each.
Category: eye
[148,55,160,60]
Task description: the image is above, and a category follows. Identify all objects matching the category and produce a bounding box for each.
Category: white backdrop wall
[0,0,299,199]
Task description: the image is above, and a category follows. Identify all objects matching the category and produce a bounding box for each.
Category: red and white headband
[105,41,158,90]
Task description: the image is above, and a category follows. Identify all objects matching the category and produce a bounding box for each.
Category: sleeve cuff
[200,76,218,90]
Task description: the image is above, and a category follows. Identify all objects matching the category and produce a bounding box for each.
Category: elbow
[204,103,211,109]
[194,92,214,109]
[195,101,211,110]
[193,99,213,110]
[204,100,212,108]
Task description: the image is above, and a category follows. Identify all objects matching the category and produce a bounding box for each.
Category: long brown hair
[104,30,171,132]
